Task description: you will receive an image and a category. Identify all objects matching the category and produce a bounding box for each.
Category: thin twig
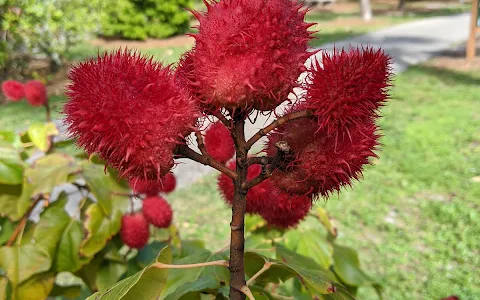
[213,110,231,127]
[176,144,237,179]
[240,285,256,300]
[245,109,313,150]
[152,260,229,269]
[6,194,45,246]
[195,131,207,156]
[247,262,273,286]
[247,156,274,167]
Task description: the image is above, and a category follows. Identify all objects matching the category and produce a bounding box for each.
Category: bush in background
[101,0,192,40]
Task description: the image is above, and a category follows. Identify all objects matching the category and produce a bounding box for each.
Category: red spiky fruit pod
[258,182,312,228]
[304,47,392,135]
[204,122,235,163]
[217,160,269,213]
[142,196,173,228]
[160,172,176,194]
[64,49,198,182]
[24,80,47,106]
[129,177,162,196]
[266,115,380,197]
[120,213,150,249]
[1,80,25,101]
[190,0,314,110]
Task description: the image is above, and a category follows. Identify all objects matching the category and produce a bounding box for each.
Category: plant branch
[242,141,291,190]
[152,260,229,269]
[175,144,237,179]
[229,111,249,300]
[245,109,313,150]
[240,285,256,300]
[6,194,46,246]
[247,261,273,286]
[213,110,231,127]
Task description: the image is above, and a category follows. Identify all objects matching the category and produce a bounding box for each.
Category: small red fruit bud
[160,173,176,194]
[1,80,24,101]
[120,213,150,249]
[142,196,173,228]
[129,177,161,196]
[24,80,47,106]
[204,122,235,163]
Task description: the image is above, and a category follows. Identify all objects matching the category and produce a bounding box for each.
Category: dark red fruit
[1,80,24,101]
[204,122,235,163]
[24,80,47,106]
[160,173,176,194]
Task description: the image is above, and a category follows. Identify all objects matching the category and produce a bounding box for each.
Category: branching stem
[247,261,273,286]
[245,109,313,150]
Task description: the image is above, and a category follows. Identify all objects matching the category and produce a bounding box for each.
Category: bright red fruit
[129,177,162,196]
[24,80,47,106]
[142,196,173,228]
[218,161,269,213]
[1,80,24,101]
[258,182,312,228]
[204,122,235,163]
[120,213,150,249]
[64,49,198,182]
[304,47,391,135]
[266,115,379,197]
[160,173,176,194]
[189,0,313,110]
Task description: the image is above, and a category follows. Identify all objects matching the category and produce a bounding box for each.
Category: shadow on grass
[411,65,480,87]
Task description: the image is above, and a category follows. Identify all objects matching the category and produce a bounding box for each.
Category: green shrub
[101,0,192,40]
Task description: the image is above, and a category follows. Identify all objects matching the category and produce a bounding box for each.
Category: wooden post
[466,0,479,59]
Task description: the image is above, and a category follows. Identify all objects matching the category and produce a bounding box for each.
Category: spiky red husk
[142,196,173,228]
[266,115,380,197]
[120,213,150,249]
[189,0,313,110]
[204,122,235,163]
[24,80,47,106]
[160,173,177,194]
[1,80,24,101]
[64,49,198,182]
[217,160,269,213]
[258,181,312,228]
[304,47,392,134]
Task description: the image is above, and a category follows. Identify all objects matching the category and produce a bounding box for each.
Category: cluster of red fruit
[120,173,176,249]
[63,0,392,230]
[1,79,48,106]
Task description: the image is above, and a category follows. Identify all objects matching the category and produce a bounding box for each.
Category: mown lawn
[166,65,480,299]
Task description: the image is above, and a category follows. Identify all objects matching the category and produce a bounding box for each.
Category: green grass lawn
[166,65,480,299]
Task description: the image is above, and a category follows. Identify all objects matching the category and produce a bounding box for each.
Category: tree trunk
[397,0,406,12]
[229,113,248,300]
[360,0,373,21]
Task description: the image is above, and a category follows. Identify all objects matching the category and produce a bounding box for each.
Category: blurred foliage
[101,0,192,40]
[0,0,103,79]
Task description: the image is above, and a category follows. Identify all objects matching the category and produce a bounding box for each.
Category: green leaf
[136,241,169,268]
[55,218,91,272]
[25,153,80,194]
[160,250,229,299]
[15,272,55,300]
[0,181,34,221]
[0,142,24,185]
[27,122,58,152]
[80,195,127,257]
[33,195,70,256]
[164,276,218,300]
[95,262,127,292]
[0,276,12,300]
[0,131,21,147]
[0,245,51,286]
[0,218,14,246]
[311,207,337,238]
[283,229,333,269]
[49,284,83,298]
[332,245,376,287]
[244,252,294,285]
[87,246,172,300]
[80,161,130,216]
[276,244,339,295]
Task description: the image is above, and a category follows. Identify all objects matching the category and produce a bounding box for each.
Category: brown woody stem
[152,260,229,269]
[6,194,46,246]
[176,144,237,179]
[229,111,248,300]
[245,109,313,150]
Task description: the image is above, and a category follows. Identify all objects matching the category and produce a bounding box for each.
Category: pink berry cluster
[120,173,176,249]
[64,0,392,230]
[1,79,48,106]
